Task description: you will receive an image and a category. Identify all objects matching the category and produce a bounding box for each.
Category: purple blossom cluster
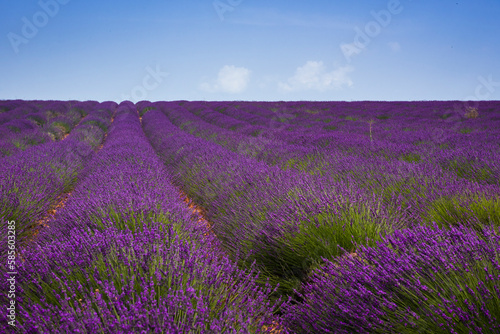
[14,224,279,333]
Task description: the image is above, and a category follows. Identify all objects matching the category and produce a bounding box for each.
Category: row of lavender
[206,100,500,230]
[181,100,500,186]
[140,100,500,332]
[153,100,499,242]
[0,100,99,158]
[158,101,499,231]
[0,102,114,246]
[206,100,500,150]
[1,102,281,333]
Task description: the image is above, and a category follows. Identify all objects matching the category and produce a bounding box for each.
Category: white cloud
[200,65,251,94]
[388,42,401,52]
[279,61,354,92]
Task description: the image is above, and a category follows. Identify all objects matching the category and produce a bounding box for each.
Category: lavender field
[1,99,500,333]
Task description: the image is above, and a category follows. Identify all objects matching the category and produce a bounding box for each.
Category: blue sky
[1,0,499,102]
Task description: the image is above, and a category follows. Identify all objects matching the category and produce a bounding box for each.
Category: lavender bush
[283,223,500,333]
[11,224,281,333]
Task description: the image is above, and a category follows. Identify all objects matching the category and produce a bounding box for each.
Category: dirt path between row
[139,110,284,333]
[177,189,284,333]
[60,112,89,141]
[138,110,215,238]
[178,189,216,238]
[27,111,116,245]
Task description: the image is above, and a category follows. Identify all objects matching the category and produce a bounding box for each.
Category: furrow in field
[27,108,117,244]
[179,189,216,238]
[138,108,216,239]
